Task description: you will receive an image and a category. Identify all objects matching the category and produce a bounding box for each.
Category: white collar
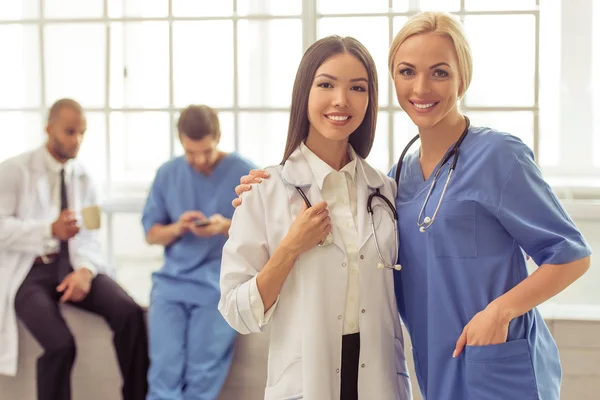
[299,142,357,190]
[280,146,385,190]
[43,146,74,176]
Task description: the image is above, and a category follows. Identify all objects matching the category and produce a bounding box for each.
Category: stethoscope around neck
[294,184,401,270]
[394,116,470,232]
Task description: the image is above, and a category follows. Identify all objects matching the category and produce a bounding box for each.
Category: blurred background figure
[0,98,148,400]
[142,105,256,400]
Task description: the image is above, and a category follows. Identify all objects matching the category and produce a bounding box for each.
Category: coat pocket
[264,358,303,400]
[465,339,539,400]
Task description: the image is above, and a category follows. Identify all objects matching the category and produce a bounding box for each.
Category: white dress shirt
[42,148,75,254]
[249,142,361,335]
[41,148,96,275]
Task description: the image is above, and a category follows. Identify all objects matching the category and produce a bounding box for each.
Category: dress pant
[14,260,149,400]
[340,333,360,400]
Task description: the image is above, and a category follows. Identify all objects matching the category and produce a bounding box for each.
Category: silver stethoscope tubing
[295,186,401,270]
[367,188,401,270]
[394,116,470,232]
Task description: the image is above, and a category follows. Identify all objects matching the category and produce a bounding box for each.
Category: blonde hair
[388,12,472,98]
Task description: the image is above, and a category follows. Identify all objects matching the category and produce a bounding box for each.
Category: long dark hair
[281,35,379,164]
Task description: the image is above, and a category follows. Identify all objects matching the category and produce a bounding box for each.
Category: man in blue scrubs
[142,105,256,400]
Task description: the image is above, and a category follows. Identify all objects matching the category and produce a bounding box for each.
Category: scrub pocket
[465,339,539,400]
[432,200,478,258]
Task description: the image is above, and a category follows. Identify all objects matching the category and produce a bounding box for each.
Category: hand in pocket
[453,305,510,357]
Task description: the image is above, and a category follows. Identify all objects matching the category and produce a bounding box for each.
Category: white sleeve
[74,259,98,277]
[44,223,59,253]
[0,161,52,254]
[219,183,278,334]
[248,276,280,328]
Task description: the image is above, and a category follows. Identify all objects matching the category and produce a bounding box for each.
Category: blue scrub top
[142,153,256,306]
[389,126,591,400]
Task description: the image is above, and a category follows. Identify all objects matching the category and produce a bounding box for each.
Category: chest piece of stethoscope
[377,263,402,271]
[419,217,432,232]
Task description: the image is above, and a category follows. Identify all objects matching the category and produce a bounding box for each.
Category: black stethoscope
[295,185,401,270]
[394,116,470,232]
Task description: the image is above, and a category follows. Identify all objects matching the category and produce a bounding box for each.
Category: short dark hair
[47,98,84,123]
[177,105,221,141]
[281,36,379,164]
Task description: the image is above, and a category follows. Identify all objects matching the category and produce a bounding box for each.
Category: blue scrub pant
[146,296,236,400]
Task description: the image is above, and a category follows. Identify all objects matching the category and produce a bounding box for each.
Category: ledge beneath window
[101,195,600,221]
[538,303,600,322]
[101,196,147,213]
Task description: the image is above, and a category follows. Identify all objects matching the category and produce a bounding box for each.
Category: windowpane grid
[3,1,599,291]
[594,0,600,166]
[3,1,598,202]
[0,24,41,108]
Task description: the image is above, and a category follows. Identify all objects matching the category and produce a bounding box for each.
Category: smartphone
[194,219,211,227]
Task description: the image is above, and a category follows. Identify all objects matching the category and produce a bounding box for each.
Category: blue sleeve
[388,164,398,180]
[231,156,257,183]
[496,148,591,266]
[141,167,171,234]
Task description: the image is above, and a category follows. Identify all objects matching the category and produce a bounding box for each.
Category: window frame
[7,0,600,263]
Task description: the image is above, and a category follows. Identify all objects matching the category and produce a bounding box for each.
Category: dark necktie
[58,168,71,280]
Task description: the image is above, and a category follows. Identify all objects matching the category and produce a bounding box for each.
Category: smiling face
[392,32,462,130]
[306,52,370,144]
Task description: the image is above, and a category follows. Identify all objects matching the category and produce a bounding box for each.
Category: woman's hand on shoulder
[232,169,271,207]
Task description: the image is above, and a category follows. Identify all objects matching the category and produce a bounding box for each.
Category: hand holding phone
[188,213,229,238]
[175,211,207,236]
[194,219,211,227]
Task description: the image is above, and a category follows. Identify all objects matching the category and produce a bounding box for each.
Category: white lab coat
[219,147,411,400]
[0,147,113,376]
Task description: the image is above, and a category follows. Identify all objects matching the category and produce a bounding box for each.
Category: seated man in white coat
[0,98,149,400]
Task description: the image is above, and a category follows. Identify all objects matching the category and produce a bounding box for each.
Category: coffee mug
[80,205,101,230]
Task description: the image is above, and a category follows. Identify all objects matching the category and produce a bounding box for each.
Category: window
[1,0,599,265]
[44,0,104,18]
[110,21,170,109]
[537,0,597,180]
[315,0,540,171]
[237,19,302,108]
[0,24,41,108]
[0,112,43,161]
[44,23,106,108]
[594,0,600,167]
[172,21,235,108]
